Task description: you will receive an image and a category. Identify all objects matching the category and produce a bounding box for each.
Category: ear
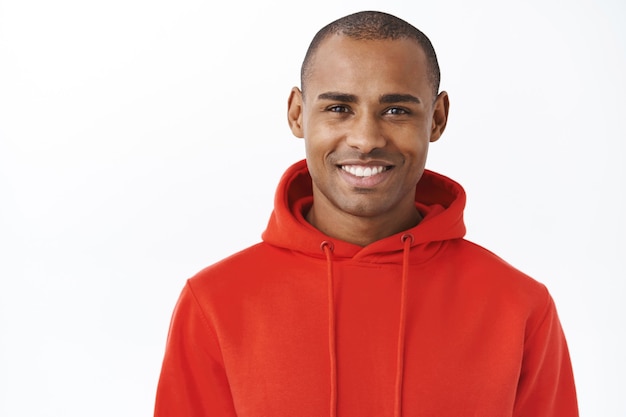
[287,87,305,138]
[429,91,450,143]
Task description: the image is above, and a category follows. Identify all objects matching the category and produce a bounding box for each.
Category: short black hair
[301,11,441,97]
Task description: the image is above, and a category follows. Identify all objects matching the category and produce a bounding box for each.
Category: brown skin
[287,34,450,246]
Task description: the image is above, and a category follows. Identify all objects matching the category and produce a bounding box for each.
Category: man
[155,11,578,416]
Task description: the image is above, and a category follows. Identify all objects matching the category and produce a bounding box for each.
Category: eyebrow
[317,92,358,103]
[316,91,421,104]
[379,93,421,104]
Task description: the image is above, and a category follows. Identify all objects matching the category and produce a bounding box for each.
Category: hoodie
[154,159,578,417]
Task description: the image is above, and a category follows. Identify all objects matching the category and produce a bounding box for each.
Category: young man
[154,11,578,416]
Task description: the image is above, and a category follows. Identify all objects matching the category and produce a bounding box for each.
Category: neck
[306,205,422,247]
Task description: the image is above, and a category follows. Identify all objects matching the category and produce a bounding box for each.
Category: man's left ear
[430,91,450,143]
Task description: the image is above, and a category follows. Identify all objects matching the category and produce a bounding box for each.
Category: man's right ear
[287,87,304,138]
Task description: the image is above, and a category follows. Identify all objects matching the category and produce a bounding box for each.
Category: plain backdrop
[1,0,624,416]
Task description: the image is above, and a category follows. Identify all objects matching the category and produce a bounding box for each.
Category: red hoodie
[155,160,578,417]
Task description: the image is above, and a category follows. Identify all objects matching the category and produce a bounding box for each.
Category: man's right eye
[327,105,350,113]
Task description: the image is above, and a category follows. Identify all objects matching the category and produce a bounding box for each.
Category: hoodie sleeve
[513,291,579,416]
[154,281,237,417]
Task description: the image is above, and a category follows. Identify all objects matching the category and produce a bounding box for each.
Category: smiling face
[287,34,449,245]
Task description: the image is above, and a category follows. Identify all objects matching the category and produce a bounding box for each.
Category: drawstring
[395,233,414,417]
[321,241,337,417]
[322,235,413,417]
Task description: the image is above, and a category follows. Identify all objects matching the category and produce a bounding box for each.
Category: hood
[262,159,467,260]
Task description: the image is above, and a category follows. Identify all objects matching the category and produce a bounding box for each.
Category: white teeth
[341,165,385,177]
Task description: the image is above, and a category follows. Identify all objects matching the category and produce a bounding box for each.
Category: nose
[345,114,386,153]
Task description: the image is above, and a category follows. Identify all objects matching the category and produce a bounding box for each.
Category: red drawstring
[321,241,337,417]
[395,233,414,417]
[322,235,412,417]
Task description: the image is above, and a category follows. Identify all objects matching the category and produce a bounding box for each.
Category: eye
[384,107,410,115]
[326,105,351,113]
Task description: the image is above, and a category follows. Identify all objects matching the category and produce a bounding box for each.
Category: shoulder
[440,238,551,306]
[187,242,301,295]
[190,242,271,280]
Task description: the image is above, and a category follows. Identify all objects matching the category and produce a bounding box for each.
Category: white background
[1,0,624,416]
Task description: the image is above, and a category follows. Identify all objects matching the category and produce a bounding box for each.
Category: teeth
[341,165,386,177]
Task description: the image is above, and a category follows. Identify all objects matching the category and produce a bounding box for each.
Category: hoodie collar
[262,159,467,260]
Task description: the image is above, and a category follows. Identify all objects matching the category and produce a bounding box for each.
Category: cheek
[303,135,322,158]
[303,124,339,157]
[398,132,430,155]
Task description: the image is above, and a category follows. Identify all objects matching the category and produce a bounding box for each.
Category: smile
[341,165,388,177]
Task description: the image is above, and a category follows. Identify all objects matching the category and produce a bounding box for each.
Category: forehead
[306,34,430,97]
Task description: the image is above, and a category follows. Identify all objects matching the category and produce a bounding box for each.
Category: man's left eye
[385,107,409,115]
